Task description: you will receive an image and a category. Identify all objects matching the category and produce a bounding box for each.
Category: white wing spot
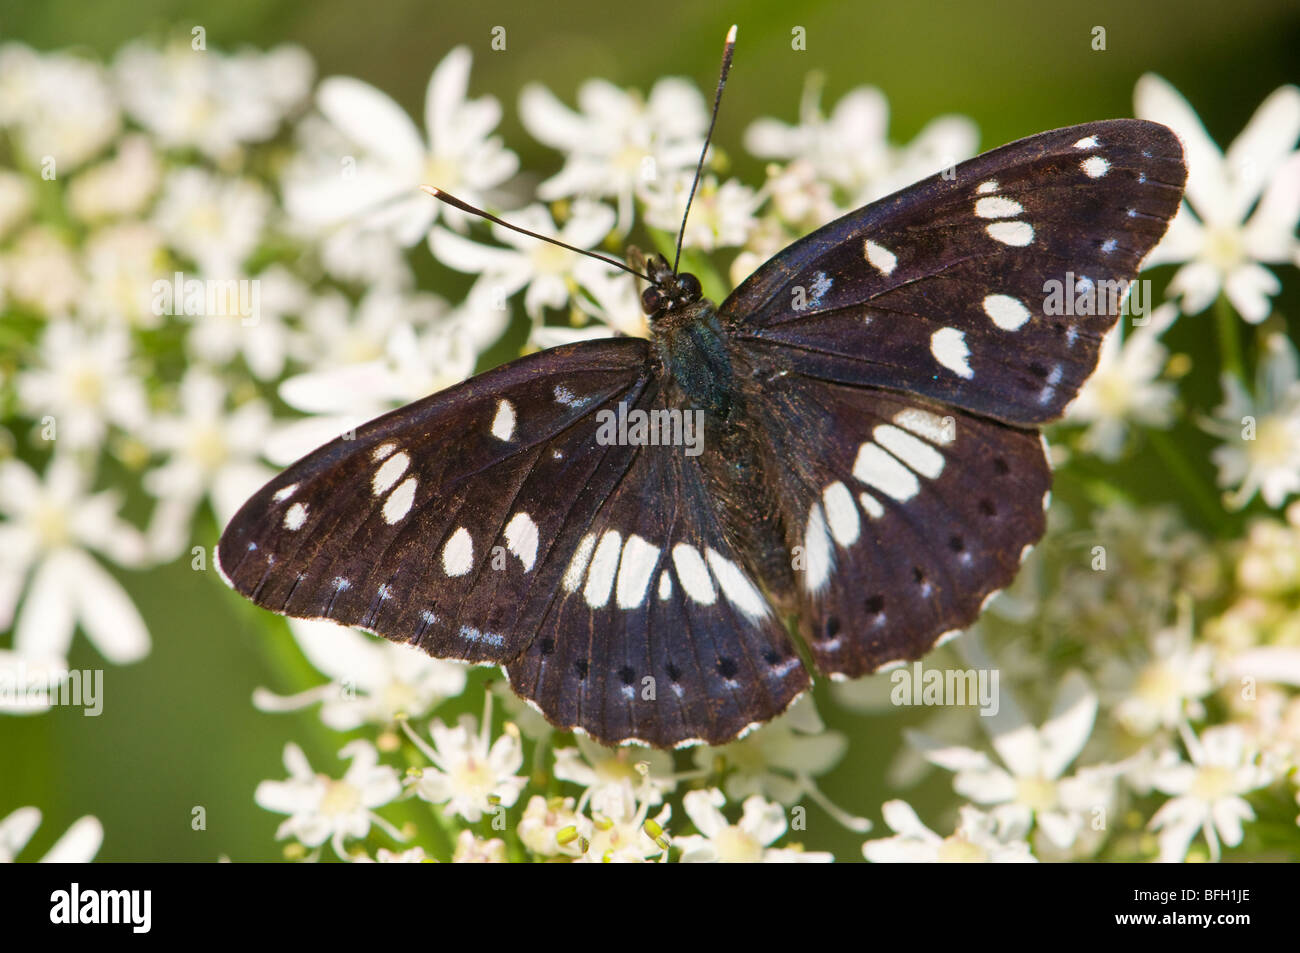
[853,443,921,501]
[371,442,397,462]
[504,512,539,572]
[822,481,860,547]
[491,399,516,441]
[583,530,623,609]
[863,240,897,275]
[974,196,1023,219]
[671,543,716,605]
[1073,135,1100,149]
[874,424,945,479]
[563,533,597,592]
[983,293,1032,331]
[859,491,885,519]
[808,271,833,307]
[615,535,660,610]
[382,476,417,524]
[283,502,308,531]
[893,408,956,446]
[1101,238,1117,254]
[441,526,474,577]
[1081,156,1110,178]
[930,327,974,378]
[272,483,299,502]
[986,221,1034,246]
[705,548,769,619]
[976,179,1000,194]
[372,452,409,497]
[802,503,833,593]
[658,571,672,601]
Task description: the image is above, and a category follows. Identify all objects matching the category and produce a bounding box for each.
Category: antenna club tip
[726,24,737,41]
[419,185,440,197]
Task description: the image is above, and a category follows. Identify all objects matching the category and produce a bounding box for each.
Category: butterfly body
[219,119,1186,748]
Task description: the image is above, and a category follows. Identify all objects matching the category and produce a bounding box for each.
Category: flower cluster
[2,35,1298,862]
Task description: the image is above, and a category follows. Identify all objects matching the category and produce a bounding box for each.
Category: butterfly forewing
[218,339,655,664]
[726,120,1186,424]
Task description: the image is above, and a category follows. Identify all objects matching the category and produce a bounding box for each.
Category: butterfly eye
[641,286,667,314]
[675,273,702,302]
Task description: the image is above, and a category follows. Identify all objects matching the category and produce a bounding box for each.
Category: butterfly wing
[218,338,807,747]
[745,370,1050,678]
[724,119,1187,424]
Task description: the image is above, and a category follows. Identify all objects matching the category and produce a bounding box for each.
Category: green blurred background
[2,0,1297,861]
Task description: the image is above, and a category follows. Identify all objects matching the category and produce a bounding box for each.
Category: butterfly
[218,38,1186,749]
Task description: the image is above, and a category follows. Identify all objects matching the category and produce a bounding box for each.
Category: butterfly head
[636,250,705,322]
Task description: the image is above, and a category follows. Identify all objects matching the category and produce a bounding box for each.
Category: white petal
[67,550,150,663]
[317,76,424,171]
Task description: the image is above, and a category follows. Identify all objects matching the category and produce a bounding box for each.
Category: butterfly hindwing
[725,119,1186,424]
[751,372,1051,678]
[505,395,809,747]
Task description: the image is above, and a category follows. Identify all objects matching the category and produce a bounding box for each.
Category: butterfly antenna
[420,185,654,282]
[672,23,737,275]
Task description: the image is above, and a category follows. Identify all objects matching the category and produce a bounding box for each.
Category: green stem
[1214,294,1245,384]
[1146,430,1230,535]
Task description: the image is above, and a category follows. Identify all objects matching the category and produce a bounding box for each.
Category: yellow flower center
[1189,765,1236,801]
[936,835,988,862]
[68,364,105,406]
[1136,662,1179,708]
[713,826,764,863]
[31,500,71,550]
[530,241,572,276]
[318,779,361,816]
[1016,774,1059,813]
[1204,225,1244,271]
[1249,417,1294,468]
[450,756,495,799]
[187,423,229,472]
[423,156,459,191]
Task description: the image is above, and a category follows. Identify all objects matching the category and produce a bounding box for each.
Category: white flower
[0,650,71,715]
[695,695,869,831]
[862,800,1036,863]
[255,740,403,860]
[266,288,497,465]
[253,618,467,731]
[578,779,670,863]
[114,41,312,161]
[518,795,587,858]
[0,807,102,862]
[142,369,275,557]
[533,256,648,348]
[1099,605,1214,737]
[66,134,160,224]
[909,671,1112,850]
[0,456,150,664]
[16,319,148,451]
[181,264,306,381]
[0,43,119,171]
[3,226,83,315]
[520,76,707,231]
[153,168,270,278]
[430,200,616,320]
[80,222,168,329]
[407,702,527,823]
[1148,724,1272,862]
[1202,332,1300,509]
[1135,75,1300,322]
[284,46,517,245]
[641,174,761,252]
[745,79,978,204]
[675,789,832,863]
[1065,304,1178,460]
[452,831,506,863]
[553,733,676,806]
[0,170,34,239]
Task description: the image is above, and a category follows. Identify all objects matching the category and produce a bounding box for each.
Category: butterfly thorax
[637,253,797,604]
